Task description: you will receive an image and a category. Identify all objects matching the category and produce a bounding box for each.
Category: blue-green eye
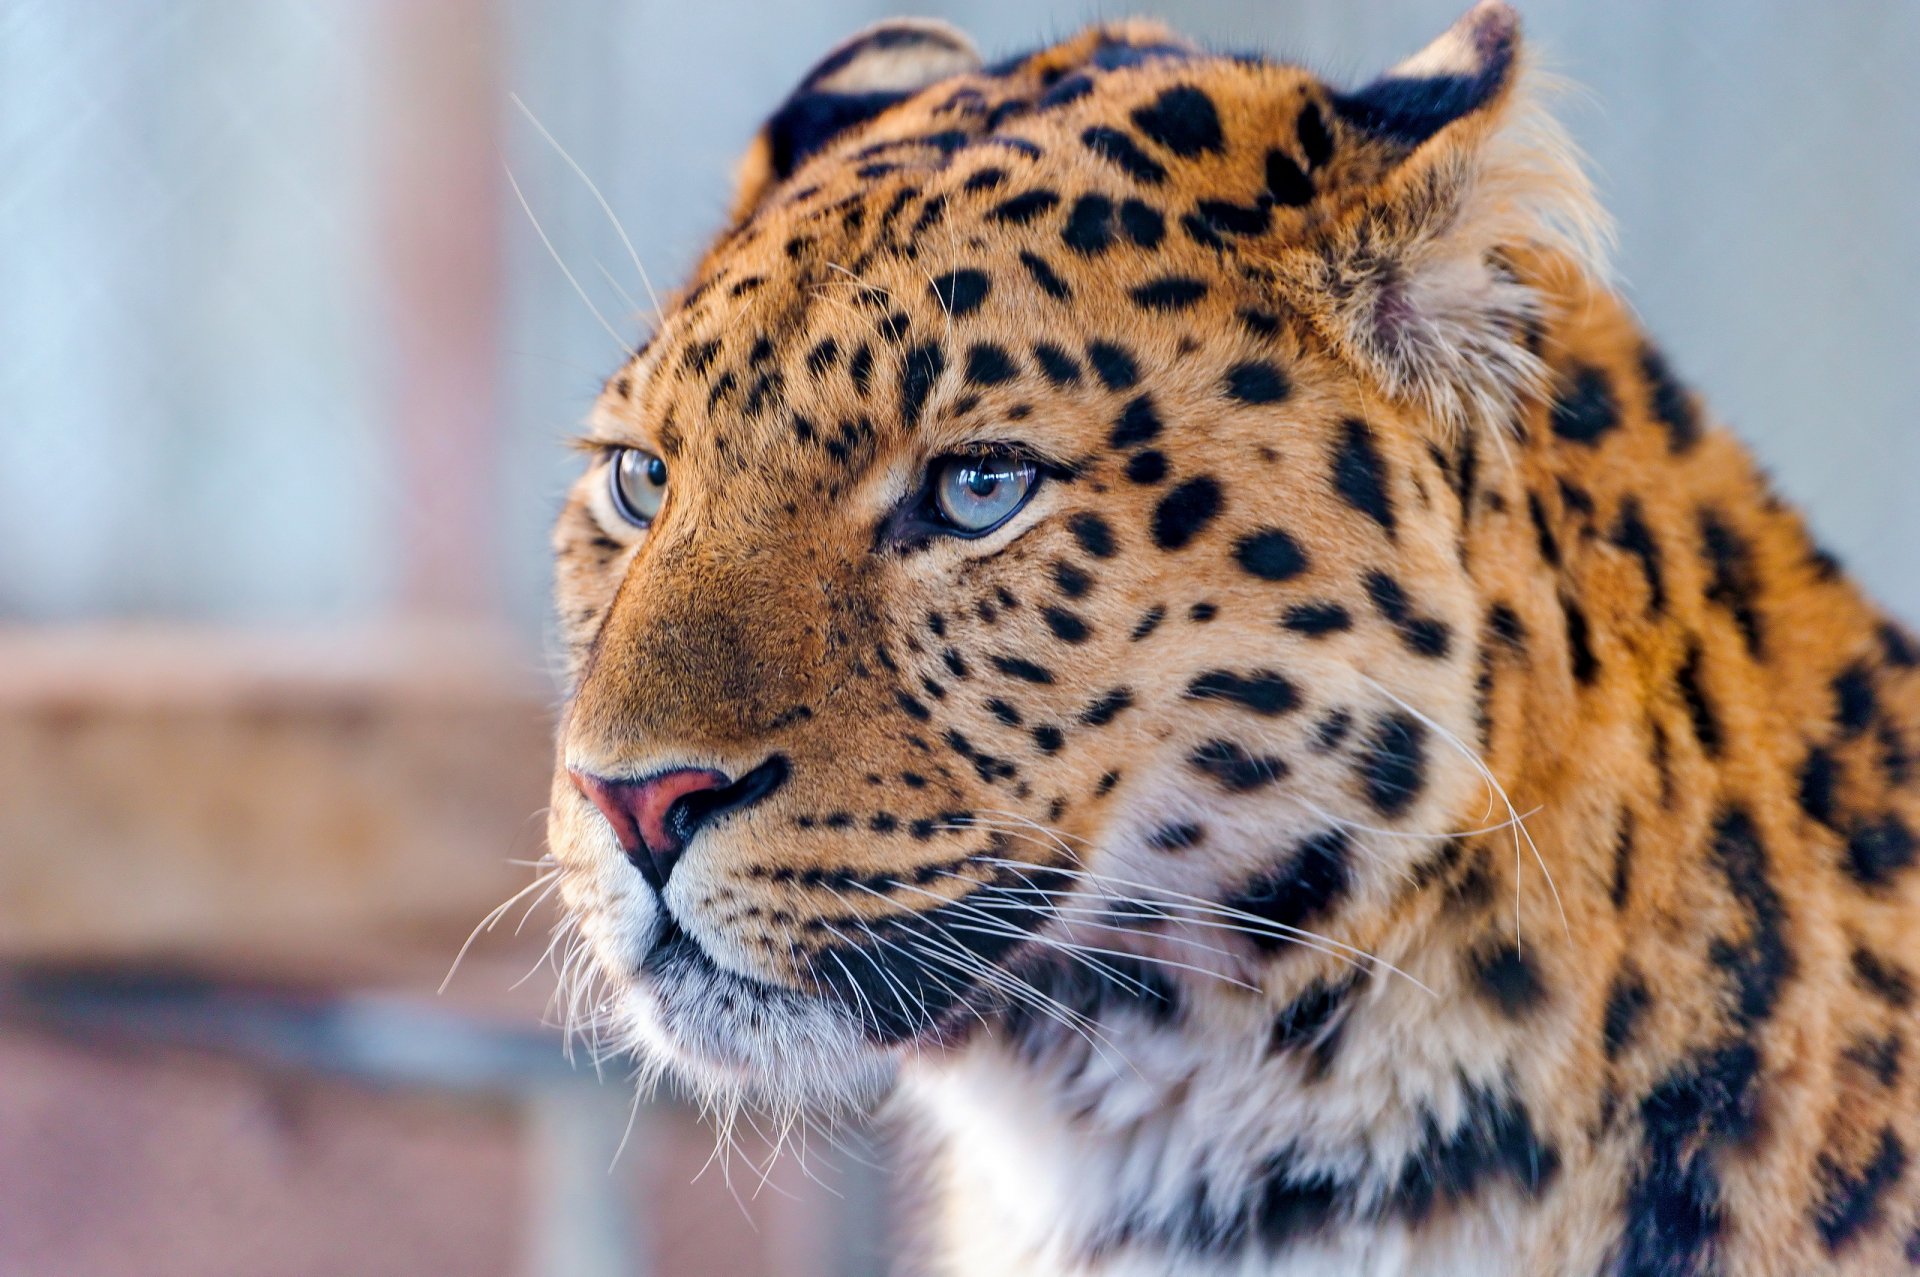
[610,447,668,526]
[932,454,1038,535]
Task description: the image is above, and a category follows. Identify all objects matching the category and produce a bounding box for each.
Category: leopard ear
[730,19,980,221]
[1274,1,1610,436]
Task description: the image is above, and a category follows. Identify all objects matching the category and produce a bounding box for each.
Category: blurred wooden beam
[0,625,555,984]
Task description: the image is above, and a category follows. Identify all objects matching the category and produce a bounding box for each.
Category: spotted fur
[545,5,1920,1273]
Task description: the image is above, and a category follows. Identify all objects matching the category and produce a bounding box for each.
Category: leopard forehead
[593,33,1391,478]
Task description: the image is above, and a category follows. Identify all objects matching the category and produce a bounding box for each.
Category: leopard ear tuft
[731,19,980,220]
[1273,2,1611,438]
[1332,0,1519,147]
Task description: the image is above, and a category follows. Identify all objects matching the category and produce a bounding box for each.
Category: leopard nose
[567,755,790,890]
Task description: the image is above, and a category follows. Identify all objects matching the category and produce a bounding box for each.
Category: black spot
[1174,216,1221,255]
[963,166,1006,193]
[1110,395,1162,447]
[1268,972,1360,1079]
[1880,623,1920,668]
[1799,747,1838,827]
[1086,342,1139,391]
[1358,711,1427,816]
[847,343,874,395]
[1189,739,1288,792]
[1081,688,1133,727]
[1051,560,1092,599]
[1608,497,1666,613]
[1314,709,1353,752]
[1118,199,1164,247]
[1296,102,1333,168]
[1564,599,1599,685]
[900,342,946,428]
[1038,73,1093,108]
[986,698,1022,727]
[990,189,1060,225]
[1603,968,1650,1060]
[1527,491,1561,567]
[1262,148,1314,206]
[1853,948,1915,1008]
[1834,664,1877,738]
[989,655,1054,685]
[1238,308,1281,339]
[1018,251,1072,300]
[802,338,838,378]
[1676,644,1719,756]
[960,342,1018,388]
[1843,1032,1903,1088]
[1081,125,1168,184]
[1611,809,1635,910]
[1549,363,1620,445]
[1188,602,1217,623]
[1130,276,1208,312]
[1042,606,1090,643]
[1618,1042,1762,1276]
[1699,510,1764,655]
[911,193,950,233]
[895,691,931,721]
[1845,814,1916,889]
[1131,85,1224,157]
[1147,822,1203,852]
[929,269,990,316]
[1364,572,1453,660]
[1031,343,1081,387]
[1640,345,1701,453]
[1062,194,1114,255]
[1130,605,1166,641]
[1813,1127,1908,1253]
[1186,670,1299,717]
[1225,360,1289,405]
[1224,831,1352,946]
[1124,450,1167,484]
[1068,513,1116,558]
[1235,528,1309,581]
[1191,198,1270,238]
[1472,942,1546,1018]
[1030,724,1064,753]
[1488,602,1527,652]
[1332,418,1395,534]
[1151,478,1223,550]
[1708,806,1792,1028]
[1283,602,1350,636]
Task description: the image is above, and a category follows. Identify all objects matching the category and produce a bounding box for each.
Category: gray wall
[7,1,1918,630]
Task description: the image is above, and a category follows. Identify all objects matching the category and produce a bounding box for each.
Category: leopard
[541,4,1920,1272]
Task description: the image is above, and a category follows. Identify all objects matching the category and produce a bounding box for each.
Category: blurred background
[2,1,1916,1274]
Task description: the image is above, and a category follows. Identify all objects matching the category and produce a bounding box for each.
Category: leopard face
[545,8,1592,1108]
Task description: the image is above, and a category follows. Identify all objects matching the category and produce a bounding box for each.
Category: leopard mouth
[629,858,1074,1082]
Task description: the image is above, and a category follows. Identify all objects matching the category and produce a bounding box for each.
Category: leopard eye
[610,447,668,526]
[931,454,1038,535]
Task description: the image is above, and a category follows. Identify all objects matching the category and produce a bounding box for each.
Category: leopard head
[545,1,1604,1110]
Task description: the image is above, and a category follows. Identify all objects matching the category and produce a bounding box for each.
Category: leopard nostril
[568,754,790,890]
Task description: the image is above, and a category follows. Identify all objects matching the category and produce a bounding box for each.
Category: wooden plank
[0,625,558,978]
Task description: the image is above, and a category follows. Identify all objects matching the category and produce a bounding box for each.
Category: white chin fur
[579,916,896,1115]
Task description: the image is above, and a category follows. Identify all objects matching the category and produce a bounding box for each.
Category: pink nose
[568,766,729,889]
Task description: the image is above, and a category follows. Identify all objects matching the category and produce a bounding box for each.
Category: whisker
[504,162,634,356]
[441,865,561,994]
[976,857,1436,997]
[1359,675,1568,949]
[511,92,663,319]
